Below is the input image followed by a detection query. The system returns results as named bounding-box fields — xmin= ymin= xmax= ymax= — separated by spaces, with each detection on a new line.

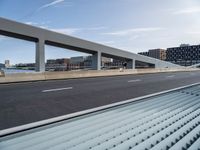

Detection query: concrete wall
xmin=0 ymin=68 xmax=199 ymax=84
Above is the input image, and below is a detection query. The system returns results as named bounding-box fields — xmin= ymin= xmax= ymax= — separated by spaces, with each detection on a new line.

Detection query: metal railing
xmin=1 ymin=82 xmax=200 ymax=150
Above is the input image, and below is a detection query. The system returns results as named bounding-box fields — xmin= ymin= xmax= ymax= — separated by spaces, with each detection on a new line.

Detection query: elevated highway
xmin=0 ymin=17 xmax=180 ymax=72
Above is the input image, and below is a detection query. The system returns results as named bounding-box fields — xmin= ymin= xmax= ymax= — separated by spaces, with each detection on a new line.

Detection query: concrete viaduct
xmin=0 ymin=17 xmax=179 ymax=72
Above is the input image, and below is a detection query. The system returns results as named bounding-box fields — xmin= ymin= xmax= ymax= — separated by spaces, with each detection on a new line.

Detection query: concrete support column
xmin=132 ymin=59 xmax=135 ymax=69
xmin=155 ymin=61 xmax=160 ymax=68
xmin=127 ymin=59 xmax=135 ymax=69
xmin=92 ymin=51 xmax=101 ymax=70
xmin=35 ymin=39 xmax=45 ymax=72
xmin=155 ymin=64 xmax=160 ymax=69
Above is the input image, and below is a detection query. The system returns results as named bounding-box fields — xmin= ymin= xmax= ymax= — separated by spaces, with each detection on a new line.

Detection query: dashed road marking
xmin=42 ymin=87 xmax=73 ymax=93
xmin=128 ymin=79 xmax=141 ymax=83
xmin=166 ymin=75 xmax=175 ymax=78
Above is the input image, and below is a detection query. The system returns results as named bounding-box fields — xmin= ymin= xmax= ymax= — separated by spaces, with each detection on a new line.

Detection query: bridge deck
xmin=1 ymin=83 xmax=200 ymax=150
xmin=0 ymin=17 xmax=179 ymax=72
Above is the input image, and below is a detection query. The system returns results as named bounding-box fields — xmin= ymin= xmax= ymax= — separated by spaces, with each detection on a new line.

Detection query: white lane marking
xmin=128 ymin=79 xmax=141 ymax=83
xmin=166 ymin=75 xmax=175 ymax=78
xmin=42 ymin=87 xmax=73 ymax=93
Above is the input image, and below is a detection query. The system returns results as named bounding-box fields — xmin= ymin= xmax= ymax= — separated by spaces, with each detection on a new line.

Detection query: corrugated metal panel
xmin=1 ymin=84 xmax=200 ymax=150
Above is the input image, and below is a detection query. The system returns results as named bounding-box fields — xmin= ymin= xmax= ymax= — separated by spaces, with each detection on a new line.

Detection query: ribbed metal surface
xmin=1 ymin=85 xmax=200 ymax=150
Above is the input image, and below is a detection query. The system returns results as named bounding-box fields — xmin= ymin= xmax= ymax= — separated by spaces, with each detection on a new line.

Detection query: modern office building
xmin=70 ymin=56 xmax=92 ymax=64
xmin=138 ymin=51 xmax=149 ymax=57
xmin=149 ymin=49 xmax=166 ymax=60
xmin=46 ymin=56 xmax=93 ymax=71
xmin=47 ymin=58 xmax=70 ymax=65
xmin=101 ymin=57 xmax=112 ymax=64
xmin=0 ymin=63 xmax=5 ymax=69
xmin=70 ymin=56 xmax=93 ymax=67
xmin=70 ymin=56 xmax=85 ymax=64
xmin=5 ymin=60 xmax=10 ymax=68
xmin=138 ymin=49 xmax=166 ymax=60
xmin=15 ymin=63 xmax=35 ymax=70
xmin=101 ymin=57 xmax=112 ymax=68
xmin=46 ymin=59 xmax=57 ymax=65
xmin=55 ymin=58 xmax=69 ymax=65
xmin=166 ymin=44 xmax=200 ymax=66
xmin=46 ymin=58 xmax=70 ymax=71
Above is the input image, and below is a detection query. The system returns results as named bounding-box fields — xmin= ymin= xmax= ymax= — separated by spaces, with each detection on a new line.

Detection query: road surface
xmin=1 ymin=71 xmax=200 ymax=130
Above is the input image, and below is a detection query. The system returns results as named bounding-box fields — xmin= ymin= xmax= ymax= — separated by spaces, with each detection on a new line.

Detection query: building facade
xmin=47 ymin=58 xmax=70 ymax=65
xmin=138 ymin=49 xmax=166 ymax=60
xmin=70 ymin=56 xmax=93 ymax=67
xmin=138 ymin=51 xmax=149 ymax=57
xmin=46 ymin=56 xmax=93 ymax=71
xmin=15 ymin=63 xmax=35 ymax=70
xmin=166 ymin=44 xmax=200 ymax=66
xmin=149 ymin=49 xmax=166 ymax=60
xmin=5 ymin=60 xmax=10 ymax=68
xmin=0 ymin=63 xmax=5 ymax=69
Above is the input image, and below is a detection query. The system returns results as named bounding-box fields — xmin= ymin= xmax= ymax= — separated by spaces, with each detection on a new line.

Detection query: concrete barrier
xmin=0 ymin=72 xmax=45 ymax=83
xmin=0 ymin=68 xmax=199 ymax=84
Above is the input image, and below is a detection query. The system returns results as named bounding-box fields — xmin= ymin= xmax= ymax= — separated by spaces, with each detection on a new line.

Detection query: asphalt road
xmin=1 ymin=71 xmax=200 ymax=130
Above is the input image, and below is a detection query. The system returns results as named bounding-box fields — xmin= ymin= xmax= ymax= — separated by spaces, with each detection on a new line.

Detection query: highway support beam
xmin=92 ymin=51 xmax=101 ymax=70
xmin=132 ymin=59 xmax=135 ymax=69
xmin=36 ymin=39 xmax=45 ymax=72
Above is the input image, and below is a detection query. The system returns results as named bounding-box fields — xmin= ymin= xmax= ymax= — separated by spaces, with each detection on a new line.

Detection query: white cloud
xmin=54 ymin=2 xmax=73 ymax=7
xmin=102 ymin=27 xmax=164 ymax=36
xmin=129 ymin=35 xmax=140 ymax=40
xmin=85 ymin=26 xmax=107 ymax=31
xmin=25 ymin=22 xmax=38 ymax=26
xmin=187 ymin=31 xmax=200 ymax=35
xmin=96 ymin=41 xmax=115 ymax=45
xmin=39 ymin=0 xmax=65 ymax=10
xmin=101 ymin=41 xmax=115 ymax=44
xmin=23 ymin=21 xmax=107 ymax=36
xmin=173 ymin=7 xmax=200 ymax=14
xmin=24 ymin=22 xmax=49 ymax=29
xmin=38 ymin=26 xmax=49 ymax=29
xmin=0 ymin=35 xmax=9 ymax=41
xmin=51 ymin=28 xmax=81 ymax=35
xmin=50 ymin=26 xmax=108 ymax=35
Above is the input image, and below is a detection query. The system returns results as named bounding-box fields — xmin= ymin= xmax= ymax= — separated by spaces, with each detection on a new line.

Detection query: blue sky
xmin=1 ymin=0 xmax=200 ymax=64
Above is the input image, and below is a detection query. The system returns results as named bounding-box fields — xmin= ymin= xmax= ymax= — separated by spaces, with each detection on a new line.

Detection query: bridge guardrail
xmin=0 ymin=68 xmax=199 ymax=83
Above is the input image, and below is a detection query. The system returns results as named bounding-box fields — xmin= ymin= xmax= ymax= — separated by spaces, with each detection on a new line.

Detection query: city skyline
xmin=1 ymin=0 xmax=200 ymax=64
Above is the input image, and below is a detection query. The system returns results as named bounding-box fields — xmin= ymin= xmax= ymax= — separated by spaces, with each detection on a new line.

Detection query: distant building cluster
xmin=15 ymin=63 xmax=35 ymax=70
xmin=0 ymin=60 xmax=9 ymax=69
xmin=3 ymin=43 xmax=200 ymax=71
xmin=46 ymin=56 xmax=115 ymax=71
xmin=138 ymin=49 xmax=166 ymax=61
xmin=0 ymin=63 xmax=5 ymax=69
xmin=2 ymin=56 xmax=127 ymax=71
xmin=46 ymin=56 xmax=93 ymax=71
xmin=102 ymin=58 xmax=128 ymax=69
xmin=138 ymin=44 xmax=200 ymax=66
